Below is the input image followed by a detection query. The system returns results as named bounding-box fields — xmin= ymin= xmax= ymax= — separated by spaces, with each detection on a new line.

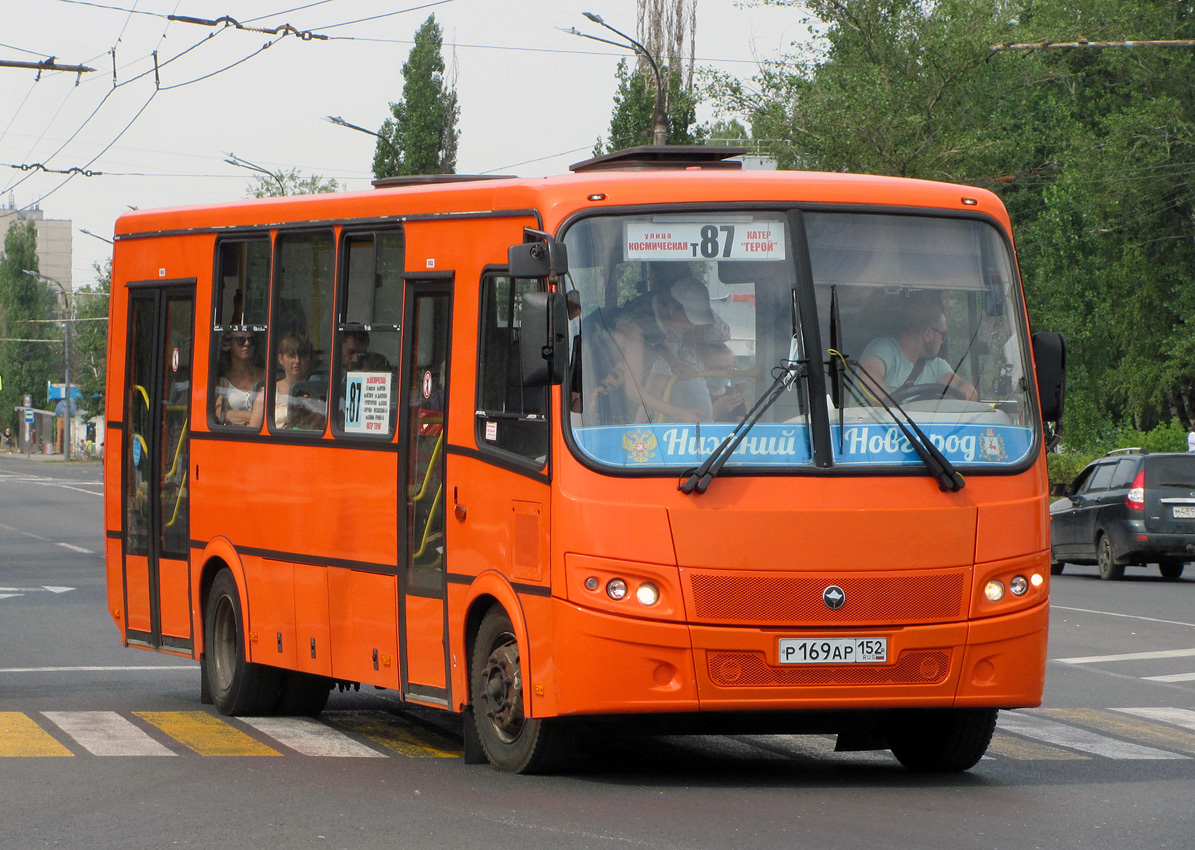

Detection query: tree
xmin=373 ymin=15 xmax=460 ymax=178
xmin=0 ymin=221 xmax=55 ymax=431
xmin=711 ymin=0 xmax=1195 ymax=452
xmin=600 ymin=58 xmax=705 ymax=151
xmin=71 ymin=259 xmax=111 ymax=416
xmin=245 ymin=169 xmax=340 ymax=198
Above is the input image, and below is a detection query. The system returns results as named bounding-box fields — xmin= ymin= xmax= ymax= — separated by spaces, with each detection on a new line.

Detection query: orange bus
xmin=104 ymin=146 xmax=1065 ymax=773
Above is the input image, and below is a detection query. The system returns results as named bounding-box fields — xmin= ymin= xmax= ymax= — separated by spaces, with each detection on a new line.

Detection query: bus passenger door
xmin=122 ymin=283 xmax=195 ymax=653
xmin=399 ymin=282 xmax=452 ymax=705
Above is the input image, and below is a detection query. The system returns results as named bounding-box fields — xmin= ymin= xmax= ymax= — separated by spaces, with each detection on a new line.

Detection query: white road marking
xmin=1143 ymin=672 xmax=1195 ymax=683
xmin=55 ymin=543 xmax=94 ymax=554
xmin=1052 ymin=604 xmax=1195 ymax=630
xmin=42 ymin=711 xmax=176 ymax=756
xmin=0 ymin=665 xmax=195 ymax=673
xmin=1114 ymin=707 xmax=1195 ymax=730
xmin=999 ymin=711 xmax=1188 ymax=759
xmin=0 ymin=586 xmax=74 ymax=594
xmin=238 ymin=716 xmax=386 ymax=758
xmin=1054 ymin=647 xmax=1195 ymax=665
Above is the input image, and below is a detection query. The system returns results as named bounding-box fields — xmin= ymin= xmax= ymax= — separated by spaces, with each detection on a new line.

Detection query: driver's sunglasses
xmin=230 ymin=335 xmax=254 ymax=346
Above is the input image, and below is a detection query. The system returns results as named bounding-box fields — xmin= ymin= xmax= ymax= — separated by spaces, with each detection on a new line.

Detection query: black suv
xmin=1050 ymin=449 xmax=1195 ymax=580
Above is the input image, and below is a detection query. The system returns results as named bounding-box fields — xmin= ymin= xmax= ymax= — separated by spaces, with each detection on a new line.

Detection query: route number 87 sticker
xmin=624 ymin=220 xmax=787 ymax=261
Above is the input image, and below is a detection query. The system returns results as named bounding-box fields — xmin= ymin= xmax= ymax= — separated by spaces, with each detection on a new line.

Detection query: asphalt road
xmin=2 ymin=454 xmax=1194 ymax=850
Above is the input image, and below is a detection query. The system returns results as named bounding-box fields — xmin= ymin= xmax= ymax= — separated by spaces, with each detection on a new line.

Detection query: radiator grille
xmin=707 ymin=650 xmax=952 ymax=687
xmin=688 ymin=572 xmax=966 ymax=625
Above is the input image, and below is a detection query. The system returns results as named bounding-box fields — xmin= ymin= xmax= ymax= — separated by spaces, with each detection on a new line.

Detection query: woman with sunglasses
xmin=214 ymin=330 xmax=265 ymax=427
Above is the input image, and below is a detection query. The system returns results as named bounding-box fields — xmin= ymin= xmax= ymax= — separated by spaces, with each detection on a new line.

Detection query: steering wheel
xmin=889 ymin=382 xmax=969 ymax=403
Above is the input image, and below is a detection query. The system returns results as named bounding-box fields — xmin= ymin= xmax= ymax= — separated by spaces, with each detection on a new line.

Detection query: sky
xmin=2 ymin=0 xmax=809 ymax=291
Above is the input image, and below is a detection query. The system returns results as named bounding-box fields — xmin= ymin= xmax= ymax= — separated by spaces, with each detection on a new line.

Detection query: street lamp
xmin=324 ymin=115 xmax=402 ymax=162
xmin=224 ymin=152 xmax=286 ymax=195
xmin=565 ymin=12 xmax=668 ymax=146
xmin=23 ymin=270 xmax=73 ymax=461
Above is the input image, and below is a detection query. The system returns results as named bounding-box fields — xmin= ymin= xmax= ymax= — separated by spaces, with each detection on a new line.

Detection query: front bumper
xmin=544 ymin=598 xmax=1048 ymax=717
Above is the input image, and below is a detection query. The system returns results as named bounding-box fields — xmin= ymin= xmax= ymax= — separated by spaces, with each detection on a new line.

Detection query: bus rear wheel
xmin=886 ymin=708 xmax=997 ymax=772
xmin=204 ymin=569 xmax=281 ymax=716
xmin=470 ymin=608 xmax=567 ymax=773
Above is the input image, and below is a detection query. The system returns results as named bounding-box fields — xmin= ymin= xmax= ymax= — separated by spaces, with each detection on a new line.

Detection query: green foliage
xmin=0 ymin=222 xmax=55 ymax=430
xmin=71 ymin=260 xmax=111 ymax=415
xmin=713 ymin=0 xmax=1195 ymax=458
xmin=245 ymin=169 xmax=340 ymax=198
xmin=373 ymin=15 xmax=459 ymax=177
xmin=600 ymin=58 xmax=705 ymax=151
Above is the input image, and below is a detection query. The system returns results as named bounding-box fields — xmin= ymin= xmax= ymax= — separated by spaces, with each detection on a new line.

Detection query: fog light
xmin=636 ymin=583 xmax=660 ymax=607
xmin=984 ymin=581 xmax=1006 ymax=602
xmin=585 ymin=576 xmax=599 ymax=591
xmin=1030 ymin=573 xmax=1044 ymax=588
xmin=606 ymin=578 xmax=628 ymax=600
xmin=1010 ymin=575 xmax=1029 ymax=596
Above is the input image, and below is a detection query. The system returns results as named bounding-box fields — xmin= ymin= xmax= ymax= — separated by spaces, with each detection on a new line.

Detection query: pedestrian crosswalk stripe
xmin=0 ymin=711 xmax=72 ymax=757
xmin=1143 ymin=672 xmax=1195 ymax=683
xmin=1043 ymin=708 xmax=1195 ymax=756
xmin=999 ymin=711 xmax=1188 ymax=760
xmin=326 ymin=711 xmax=461 ymax=758
xmin=1113 ymin=706 xmax=1195 ymax=732
xmin=987 ymin=730 xmax=1089 ymax=760
xmin=42 ymin=711 xmax=175 ymax=757
xmin=135 ymin=711 xmax=281 ymax=757
xmin=238 ymin=716 xmax=386 ymax=757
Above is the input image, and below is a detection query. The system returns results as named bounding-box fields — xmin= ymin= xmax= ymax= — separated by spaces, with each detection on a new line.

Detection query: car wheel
xmin=470 ymin=607 xmax=571 ymax=773
xmin=204 ymin=569 xmax=282 ymax=715
xmin=1097 ymin=535 xmax=1125 ymax=581
xmin=887 ymin=708 xmax=997 ymax=772
xmin=1050 ymin=557 xmax=1065 ymax=576
xmin=1159 ymin=560 xmax=1186 ymax=580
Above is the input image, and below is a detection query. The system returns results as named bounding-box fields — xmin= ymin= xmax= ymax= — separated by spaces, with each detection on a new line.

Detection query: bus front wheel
xmin=469 ymin=607 xmax=567 ymax=773
xmin=886 ymin=708 xmax=997 ymax=772
xmin=203 ymin=569 xmax=281 ymax=716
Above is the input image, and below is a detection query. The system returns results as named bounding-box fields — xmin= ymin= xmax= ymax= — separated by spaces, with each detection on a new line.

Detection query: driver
xmin=859 ymin=297 xmax=978 ymax=401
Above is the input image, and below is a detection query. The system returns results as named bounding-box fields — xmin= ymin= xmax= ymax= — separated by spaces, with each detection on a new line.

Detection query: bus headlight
xmin=984 ymin=581 xmax=1006 ymax=602
xmin=606 ymin=578 xmax=628 ymax=600
xmin=636 ymin=583 xmax=660 ymax=607
xmin=1009 ymin=575 xmax=1029 ymax=596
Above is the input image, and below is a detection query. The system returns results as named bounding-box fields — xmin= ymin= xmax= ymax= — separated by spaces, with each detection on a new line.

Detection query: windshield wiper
xmin=679 ymin=357 xmax=807 ymax=495
xmin=830 ymin=352 xmax=965 ymax=493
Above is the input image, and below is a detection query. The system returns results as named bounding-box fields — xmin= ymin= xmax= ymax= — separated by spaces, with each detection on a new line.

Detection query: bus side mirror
xmin=520 ymin=291 xmax=568 ymax=386
xmin=509 ymin=241 xmax=569 ymax=279
xmin=1033 ymin=332 xmax=1066 ymax=423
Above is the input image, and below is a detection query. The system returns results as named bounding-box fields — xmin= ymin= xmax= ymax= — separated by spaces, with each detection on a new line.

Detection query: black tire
xmin=1050 ymin=558 xmax=1065 ymax=576
xmin=1097 ymin=535 xmax=1125 ymax=581
xmin=887 ymin=708 xmax=997 ymax=772
xmin=1159 ymin=560 xmax=1186 ymax=580
xmin=275 ymin=671 xmax=332 ymax=716
xmin=470 ymin=607 xmax=568 ymax=773
xmin=203 ymin=569 xmax=281 ymax=715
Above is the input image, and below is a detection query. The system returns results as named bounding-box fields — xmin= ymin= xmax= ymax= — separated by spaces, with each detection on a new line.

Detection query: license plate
xmin=778 ymin=637 xmax=888 ymax=665
xmin=1173 ymin=506 xmax=1195 ymax=519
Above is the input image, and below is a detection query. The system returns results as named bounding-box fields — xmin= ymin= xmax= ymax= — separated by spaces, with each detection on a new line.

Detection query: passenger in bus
xmin=274 ymin=331 xmax=313 ymax=428
xmin=620 ymin=278 xmax=730 ymax=422
xmin=285 ymin=380 xmax=327 ymax=431
xmin=340 ymin=329 xmax=391 ymax=373
xmin=703 ymin=343 xmax=747 ymax=421
xmin=214 ymin=331 xmax=265 ymax=427
xmin=858 ymin=297 xmax=978 ymax=401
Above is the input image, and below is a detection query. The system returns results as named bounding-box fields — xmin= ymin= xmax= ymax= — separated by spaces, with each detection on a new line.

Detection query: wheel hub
xmin=482 ymin=639 xmax=524 ymax=742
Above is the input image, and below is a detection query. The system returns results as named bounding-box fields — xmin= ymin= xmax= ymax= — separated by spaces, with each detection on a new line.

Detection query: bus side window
xmin=270 ymin=230 xmax=335 ymax=433
xmin=476 ymin=274 xmax=549 ymax=462
xmin=333 ymin=229 xmax=402 ymax=438
xmin=210 ymin=238 xmax=270 ymax=429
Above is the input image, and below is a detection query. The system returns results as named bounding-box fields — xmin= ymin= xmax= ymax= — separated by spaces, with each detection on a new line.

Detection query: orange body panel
xmin=103 ymin=166 xmax=1050 ymax=727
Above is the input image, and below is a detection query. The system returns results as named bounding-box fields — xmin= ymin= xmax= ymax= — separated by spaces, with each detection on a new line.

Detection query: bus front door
xmin=121 ymin=283 xmax=195 ymax=653
xmin=399 ymin=283 xmax=452 ymax=705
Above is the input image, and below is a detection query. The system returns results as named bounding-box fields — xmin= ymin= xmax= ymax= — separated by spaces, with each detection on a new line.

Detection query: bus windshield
xmin=563 ymin=209 xmax=1036 ymax=473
